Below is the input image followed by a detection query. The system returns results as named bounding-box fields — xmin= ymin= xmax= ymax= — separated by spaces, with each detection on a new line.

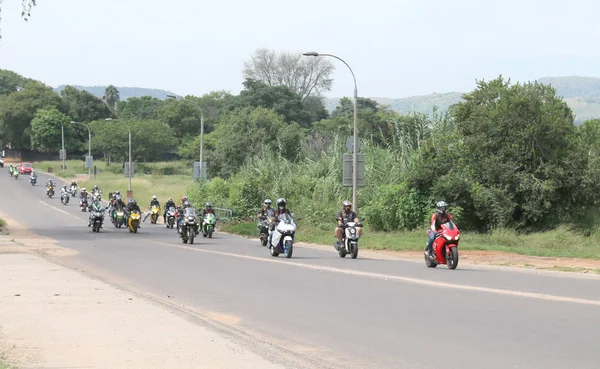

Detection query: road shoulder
xmin=0 ymin=232 xmax=284 ymax=368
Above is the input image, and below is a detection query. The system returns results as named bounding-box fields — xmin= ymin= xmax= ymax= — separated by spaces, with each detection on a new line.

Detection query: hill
xmin=54 ymin=85 xmax=176 ymax=100
xmin=326 ymin=76 xmax=600 ymax=124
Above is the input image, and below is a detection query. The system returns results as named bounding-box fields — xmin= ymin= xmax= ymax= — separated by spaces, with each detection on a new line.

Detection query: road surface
xmin=1 ymin=170 xmax=599 ymax=369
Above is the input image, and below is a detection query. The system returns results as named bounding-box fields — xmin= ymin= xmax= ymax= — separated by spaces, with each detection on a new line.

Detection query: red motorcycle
xmin=425 ymin=221 xmax=460 ymax=269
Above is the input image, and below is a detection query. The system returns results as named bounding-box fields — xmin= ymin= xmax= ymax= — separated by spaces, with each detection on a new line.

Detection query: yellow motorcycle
xmin=127 ymin=210 xmax=141 ymax=233
xmin=149 ymin=205 xmax=160 ymax=224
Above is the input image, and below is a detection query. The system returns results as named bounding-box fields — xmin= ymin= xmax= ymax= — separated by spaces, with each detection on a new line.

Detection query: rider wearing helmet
xmin=334 ymin=200 xmax=362 ymax=250
xmin=200 ymin=202 xmax=216 ymax=236
xmin=163 ymin=197 xmax=176 ymax=223
xmin=124 ymin=199 xmax=142 ymax=227
xmin=258 ymin=199 xmax=274 ymax=219
xmin=201 ymin=202 xmax=214 ymax=217
xmin=143 ymin=195 xmax=161 ymax=222
xmin=268 ymin=198 xmax=292 ymax=245
xmin=425 ymin=201 xmax=454 ymax=258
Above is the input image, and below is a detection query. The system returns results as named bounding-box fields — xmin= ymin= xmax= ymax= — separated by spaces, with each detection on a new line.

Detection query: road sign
xmin=342 ymin=153 xmax=365 ymax=187
xmin=124 ymin=162 xmax=135 ymax=177
xmin=346 ymin=135 xmax=361 ymax=153
xmin=85 ymin=155 xmax=93 ymax=168
xmin=59 ymin=149 xmax=66 ymax=160
xmin=193 ymin=161 xmax=207 ymax=181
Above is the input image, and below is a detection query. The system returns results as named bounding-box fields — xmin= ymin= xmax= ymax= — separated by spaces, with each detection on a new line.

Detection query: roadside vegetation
xmin=3 ymin=48 xmax=600 ymax=260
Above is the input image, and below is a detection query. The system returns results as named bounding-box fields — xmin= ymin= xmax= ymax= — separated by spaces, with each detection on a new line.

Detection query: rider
xmin=60 ymin=185 xmax=69 ymax=200
xmin=176 ymin=199 xmax=194 ymax=232
xmin=425 ymin=201 xmax=454 ymax=258
xmin=258 ymin=199 xmax=273 ymax=219
xmin=257 ymin=199 xmax=273 ymax=234
xmin=269 ymin=198 xmax=292 ymax=245
xmin=79 ymin=187 xmax=89 ymax=204
xmin=70 ymin=180 xmax=77 ymax=190
xmin=30 ymin=169 xmax=38 ymax=181
xmin=200 ymin=202 xmax=215 ymax=235
xmin=124 ymin=199 xmax=142 ymax=227
xmin=163 ymin=197 xmax=176 ymax=223
xmin=88 ymin=195 xmax=104 ymax=227
xmin=45 ymin=178 xmax=54 ymax=188
xmin=334 ymin=200 xmax=363 ymax=250
xmin=143 ymin=196 xmax=161 ymax=222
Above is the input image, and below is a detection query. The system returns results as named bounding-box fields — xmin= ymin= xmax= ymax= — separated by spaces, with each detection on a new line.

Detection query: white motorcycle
xmin=268 ymin=213 xmax=300 ymax=258
xmin=337 ymin=222 xmax=362 ymax=259
xmin=70 ymin=184 xmax=78 ymax=197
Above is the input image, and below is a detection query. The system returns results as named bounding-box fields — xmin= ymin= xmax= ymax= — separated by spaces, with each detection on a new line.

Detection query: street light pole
xmin=61 ymin=123 xmax=65 ymax=171
xmin=167 ymin=95 xmax=204 ymax=182
xmin=303 ymin=52 xmax=359 ymax=212
xmin=105 ymin=118 xmax=132 ymax=192
xmin=70 ymin=121 xmax=91 ymax=180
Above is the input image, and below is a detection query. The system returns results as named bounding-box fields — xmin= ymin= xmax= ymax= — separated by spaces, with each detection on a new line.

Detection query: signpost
xmin=193 ymin=161 xmax=207 ymax=182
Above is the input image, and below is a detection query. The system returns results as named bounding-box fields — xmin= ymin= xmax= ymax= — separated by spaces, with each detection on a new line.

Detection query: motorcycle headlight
xmin=350 ymin=228 xmax=356 ymax=234
xmin=188 ymin=216 xmax=195 ymax=221
xmin=456 ymin=234 xmax=460 ymax=240
xmin=445 ymin=234 xmax=452 ymax=241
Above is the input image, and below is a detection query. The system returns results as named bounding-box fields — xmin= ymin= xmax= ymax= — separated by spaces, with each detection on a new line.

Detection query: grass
xmin=221 ymin=222 xmax=600 ymax=260
xmin=32 ymin=160 xmax=193 ymax=205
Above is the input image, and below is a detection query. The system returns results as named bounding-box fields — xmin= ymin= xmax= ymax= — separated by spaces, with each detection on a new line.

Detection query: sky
xmin=1 ymin=0 xmax=600 ymax=99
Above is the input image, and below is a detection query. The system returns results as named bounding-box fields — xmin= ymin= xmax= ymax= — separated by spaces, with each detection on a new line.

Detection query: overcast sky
xmin=1 ymin=0 xmax=599 ymax=99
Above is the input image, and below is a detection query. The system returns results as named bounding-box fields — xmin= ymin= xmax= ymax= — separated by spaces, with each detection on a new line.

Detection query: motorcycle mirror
xmin=296 ymin=217 xmax=302 ymax=221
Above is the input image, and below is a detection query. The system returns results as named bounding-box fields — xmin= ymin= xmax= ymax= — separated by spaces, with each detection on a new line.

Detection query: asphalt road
xmin=1 ymin=170 xmax=599 ymax=369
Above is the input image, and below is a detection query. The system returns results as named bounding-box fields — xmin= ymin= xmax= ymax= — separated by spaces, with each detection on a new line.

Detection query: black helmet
xmin=276 ymin=198 xmax=286 ymax=209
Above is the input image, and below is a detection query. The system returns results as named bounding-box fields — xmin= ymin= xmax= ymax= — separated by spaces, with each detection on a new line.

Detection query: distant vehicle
xmin=0 ymin=157 xmax=4 ymax=168
xmin=18 ymin=162 xmax=33 ymax=174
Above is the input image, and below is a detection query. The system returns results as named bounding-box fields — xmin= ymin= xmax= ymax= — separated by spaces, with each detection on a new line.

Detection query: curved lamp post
xmin=303 ymin=51 xmax=359 ymax=211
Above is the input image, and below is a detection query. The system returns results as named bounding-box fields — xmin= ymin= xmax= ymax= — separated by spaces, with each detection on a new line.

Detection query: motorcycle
xmin=268 ymin=213 xmax=299 ymax=258
xmin=425 ymin=220 xmax=460 ymax=270
xmin=202 ymin=213 xmax=216 ymax=238
xmin=80 ymin=197 xmax=88 ymax=211
xmin=13 ymin=171 xmax=19 ymax=179
xmin=113 ymin=207 xmax=126 ymax=228
xmin=0 ymin=158 xmax=3 ymax=167
xmin=180 ymin=207 xmax=199 ymax=244
xmin=8 ymin=167 xmax=13 ymax=177
xmin=70 ymin=185 xmax=78 ymax=197
xmin=30 ymin=176 xmax=37 ymax=186
xmin=337 ymin=222 xmax=362 ymax=259
xmin=46 ymin=185 xmax=55 ymax=198
xmin=90 ymin=202 xmax=105 ymax=233
xmin=61 ymin=192 xmax=70 ymax=205
xmin=127 ymin=210 xmax=141 ymax=233
xmin=149 ymin=205 xmax=160 ymax=224
xmin=257 ymin=217 xmax=270 ymax=246
xmin=92 ymin=190 xmax=101 ymax=202
xmin=165 ymin=206 xmax=176 ymax=229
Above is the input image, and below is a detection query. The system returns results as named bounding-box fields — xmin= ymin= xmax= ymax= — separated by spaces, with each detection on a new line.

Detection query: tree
xmin=0 ymin=80 xmax=65 ymax=148
xmin=0 ymin=0 xmax=36 ymax=40
xmin=88 ymin=118 xmax=177 ymax=162
xmin=60 ymin=85 xmax=112 ymax=122
xmin=0 ymin=69 xmax=30 ymax=95
xmin=116 ymin=96 xmax=164 ymax=120
xmin=229 ymin=79 xmax=318 ymax=128
xmin=208 ymin=107 xmax=301 ymax=175
xmin=243 ymin=48 xmax=334 ymax=100
xmin=30 ymin=108 xmax=77 ymax=153
xmin=410 ymin=76 xmax=586 ymax=230
xmin=102 ymin=85 xmax=120 ymax=112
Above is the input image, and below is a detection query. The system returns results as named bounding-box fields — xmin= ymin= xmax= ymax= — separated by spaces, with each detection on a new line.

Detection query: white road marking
xmin=148 ymin=240 xmax=600 ymax=307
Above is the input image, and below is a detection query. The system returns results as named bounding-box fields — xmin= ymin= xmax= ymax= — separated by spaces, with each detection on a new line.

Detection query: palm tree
xmin=103 ymin=85 xmax=120 ymax=111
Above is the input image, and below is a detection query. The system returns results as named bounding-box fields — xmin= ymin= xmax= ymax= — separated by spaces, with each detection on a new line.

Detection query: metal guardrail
xmin=213 ymin=207 xmax=233 ymax=221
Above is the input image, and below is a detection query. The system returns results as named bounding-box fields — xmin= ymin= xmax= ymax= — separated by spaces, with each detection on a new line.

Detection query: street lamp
xmin=303 ymin=51 xmax=359 ymax=211
xmin=60 ymin=122 xmax=65 ymax=171
xmin=167 ymin=94 xmax=205 ymax=182
xmin=105 ymin=118 xmax=132 ymax=192
xmin=70 ymin=121 xmax=91 ymax=180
